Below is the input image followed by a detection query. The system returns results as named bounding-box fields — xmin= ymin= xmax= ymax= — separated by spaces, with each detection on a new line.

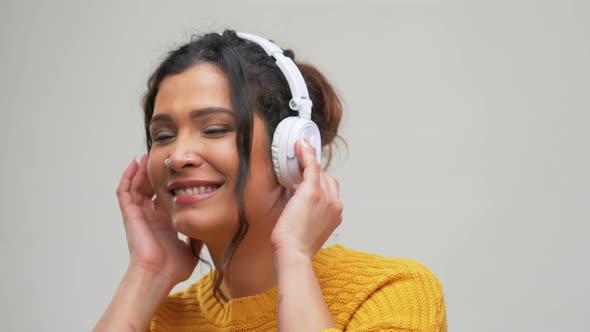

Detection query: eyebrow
xmin=149 ymin=107 xmax=234 ymax=126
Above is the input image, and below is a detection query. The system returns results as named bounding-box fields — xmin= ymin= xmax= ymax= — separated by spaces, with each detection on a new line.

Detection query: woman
xmin=94 ymin=30 xmax=447 ymax=332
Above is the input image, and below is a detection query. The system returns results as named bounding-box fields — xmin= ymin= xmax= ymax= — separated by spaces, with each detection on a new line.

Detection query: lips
xmin=168 ymin=179 xmax=223 ymax=190
xmin=167 ymin=180 xmax=223 ymax=203
xmin=172 ymin=185 xmax=220 ymax=196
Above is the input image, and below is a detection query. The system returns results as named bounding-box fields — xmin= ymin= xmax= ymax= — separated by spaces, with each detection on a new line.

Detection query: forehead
xmin=154 ymin=62 xmax=233 ymax=115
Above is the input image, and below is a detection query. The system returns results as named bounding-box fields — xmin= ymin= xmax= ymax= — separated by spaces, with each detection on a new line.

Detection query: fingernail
xmin=300 ymin=137 xmax=310 ymax=148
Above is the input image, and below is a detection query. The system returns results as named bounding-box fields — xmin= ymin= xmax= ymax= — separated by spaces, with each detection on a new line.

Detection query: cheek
xmin=146 ymin=154 xmax=162 ymax=195
xmin=248 ymin=121 xmax=279 ymax=190
xmin=210 ymin=141 xmax=239 ymax=182
xmin=243 ymin=137 xmax=282 ymax=211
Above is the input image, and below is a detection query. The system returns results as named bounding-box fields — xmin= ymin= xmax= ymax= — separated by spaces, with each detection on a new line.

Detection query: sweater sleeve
xmin=323 ymin=261 xmax=447 ymax=332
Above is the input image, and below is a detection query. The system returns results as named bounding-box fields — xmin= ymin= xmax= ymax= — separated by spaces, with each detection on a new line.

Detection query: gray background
xmin=1 ymin=0 xmax=588 ymax=331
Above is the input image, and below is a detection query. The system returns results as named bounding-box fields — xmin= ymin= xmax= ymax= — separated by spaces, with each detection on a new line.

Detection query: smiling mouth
xmin=170 ymin=184 xmax=222 ymax=197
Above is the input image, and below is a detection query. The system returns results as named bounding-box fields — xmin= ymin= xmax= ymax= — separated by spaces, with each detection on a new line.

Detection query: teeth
xmin=174 ymin=185 xmax=218 ymax=196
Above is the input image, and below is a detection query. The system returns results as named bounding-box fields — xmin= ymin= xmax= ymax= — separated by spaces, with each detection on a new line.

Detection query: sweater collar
xmin=196 ymin=244 xmax=346 ymax=327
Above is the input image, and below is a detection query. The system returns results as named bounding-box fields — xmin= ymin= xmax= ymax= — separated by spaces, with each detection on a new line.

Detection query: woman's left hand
xmin=270 ymin=136 xmax=343 ymax=260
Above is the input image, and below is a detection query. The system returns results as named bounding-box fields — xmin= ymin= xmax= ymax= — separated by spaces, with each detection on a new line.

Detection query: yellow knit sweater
xmin=150 ymin=244 xmax=447 ymax=332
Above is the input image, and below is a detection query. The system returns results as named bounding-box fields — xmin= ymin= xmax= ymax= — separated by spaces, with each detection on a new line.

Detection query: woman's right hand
xmin=116 ymin=154 xmax=201 ymax=287
xmin=94 ymin=154 xmax=199 ymax=331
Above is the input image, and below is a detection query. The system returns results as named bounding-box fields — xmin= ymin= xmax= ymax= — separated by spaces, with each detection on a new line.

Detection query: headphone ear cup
xmin=271 ymin=117 xmax=321 ymax=189
xmin=271 ymin=117 xmax=297 ymax=188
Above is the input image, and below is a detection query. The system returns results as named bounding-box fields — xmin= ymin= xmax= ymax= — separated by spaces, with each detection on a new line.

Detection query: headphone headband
xmin=236 ymin=32 xmax=313 ymax=120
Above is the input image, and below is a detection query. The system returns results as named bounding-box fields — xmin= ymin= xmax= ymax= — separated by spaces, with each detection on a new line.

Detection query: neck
xmin=224 ymin=229 xmax=277 ymax=299
xmin=205 ymin=206 xmax=283 ymax=300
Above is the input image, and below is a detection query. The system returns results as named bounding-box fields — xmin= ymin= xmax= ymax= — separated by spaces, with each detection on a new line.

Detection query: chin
xmin=171 ymin=210 xmax=236 ymax=240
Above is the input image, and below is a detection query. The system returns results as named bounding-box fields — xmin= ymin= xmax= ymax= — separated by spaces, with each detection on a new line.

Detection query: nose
xmin=164 ymin=129 xmax=207 ymax=172
xmin=167 ymin=150 xmax=204 ymax=172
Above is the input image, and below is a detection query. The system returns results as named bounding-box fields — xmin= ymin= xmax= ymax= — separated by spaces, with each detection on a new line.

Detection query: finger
xmin=116 ymin=158 xmax=139 ymax=211
xmin=318 ymin=170 xmax=330 ymax=192
xmin=296 ymin=137 xmax=321 ymax=186
xmin=137 ymin=154 xmax=157 ymax=197
xmin=151 ymin=194 xmax=160 ymax=210
xmin=323 ymin=174 xmax=343 ymax=224
xmin=130 ymin=154 xmax=155 ymax=198
xmin=326 ymin=175 xmax=340 ymax=199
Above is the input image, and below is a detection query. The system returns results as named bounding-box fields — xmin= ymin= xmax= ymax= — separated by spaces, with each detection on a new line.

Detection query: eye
xmin=152 ymin=131 xmax=175 ymax=143
xmin=202 ymin=126 xmax=232 ymax=137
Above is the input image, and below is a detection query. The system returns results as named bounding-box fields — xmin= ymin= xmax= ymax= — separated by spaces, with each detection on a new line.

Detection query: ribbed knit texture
xmin=150 ymin=244 xmax=447 ymax=332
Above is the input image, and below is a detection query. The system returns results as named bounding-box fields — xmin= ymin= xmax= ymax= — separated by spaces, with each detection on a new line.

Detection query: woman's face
xmin=147 ymin=62 xmax=282 ymax=241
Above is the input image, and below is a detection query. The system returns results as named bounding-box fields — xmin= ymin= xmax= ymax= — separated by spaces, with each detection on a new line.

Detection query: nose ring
xmin=164 ymin=155 xmax=192 ymax=169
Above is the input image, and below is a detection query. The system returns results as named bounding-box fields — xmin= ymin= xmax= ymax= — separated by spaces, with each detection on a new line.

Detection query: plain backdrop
xmin=1 ymin=0 xmax=588 ymax=331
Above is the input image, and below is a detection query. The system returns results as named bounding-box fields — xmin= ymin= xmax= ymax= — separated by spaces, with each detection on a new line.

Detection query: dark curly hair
xmin=142 ymin=29 xmax=343 ymax=301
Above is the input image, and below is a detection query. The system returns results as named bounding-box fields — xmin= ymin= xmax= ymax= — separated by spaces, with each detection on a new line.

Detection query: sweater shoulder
xmin=316 ymin=245 xmax=445 ymax=329
xmin=317 ymin=244 xmax=442 ymax=284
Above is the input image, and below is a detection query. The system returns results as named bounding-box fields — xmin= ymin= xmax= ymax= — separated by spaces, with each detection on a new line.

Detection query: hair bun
xmin=283 ymin=49 xmax=296 ymax=60
xmin=296 ymin=63 xmax=343 ymax=169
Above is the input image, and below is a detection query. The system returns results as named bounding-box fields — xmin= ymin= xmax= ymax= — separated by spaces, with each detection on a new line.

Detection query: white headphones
xmin=237 ymin=32 xmax=321 ymax=190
